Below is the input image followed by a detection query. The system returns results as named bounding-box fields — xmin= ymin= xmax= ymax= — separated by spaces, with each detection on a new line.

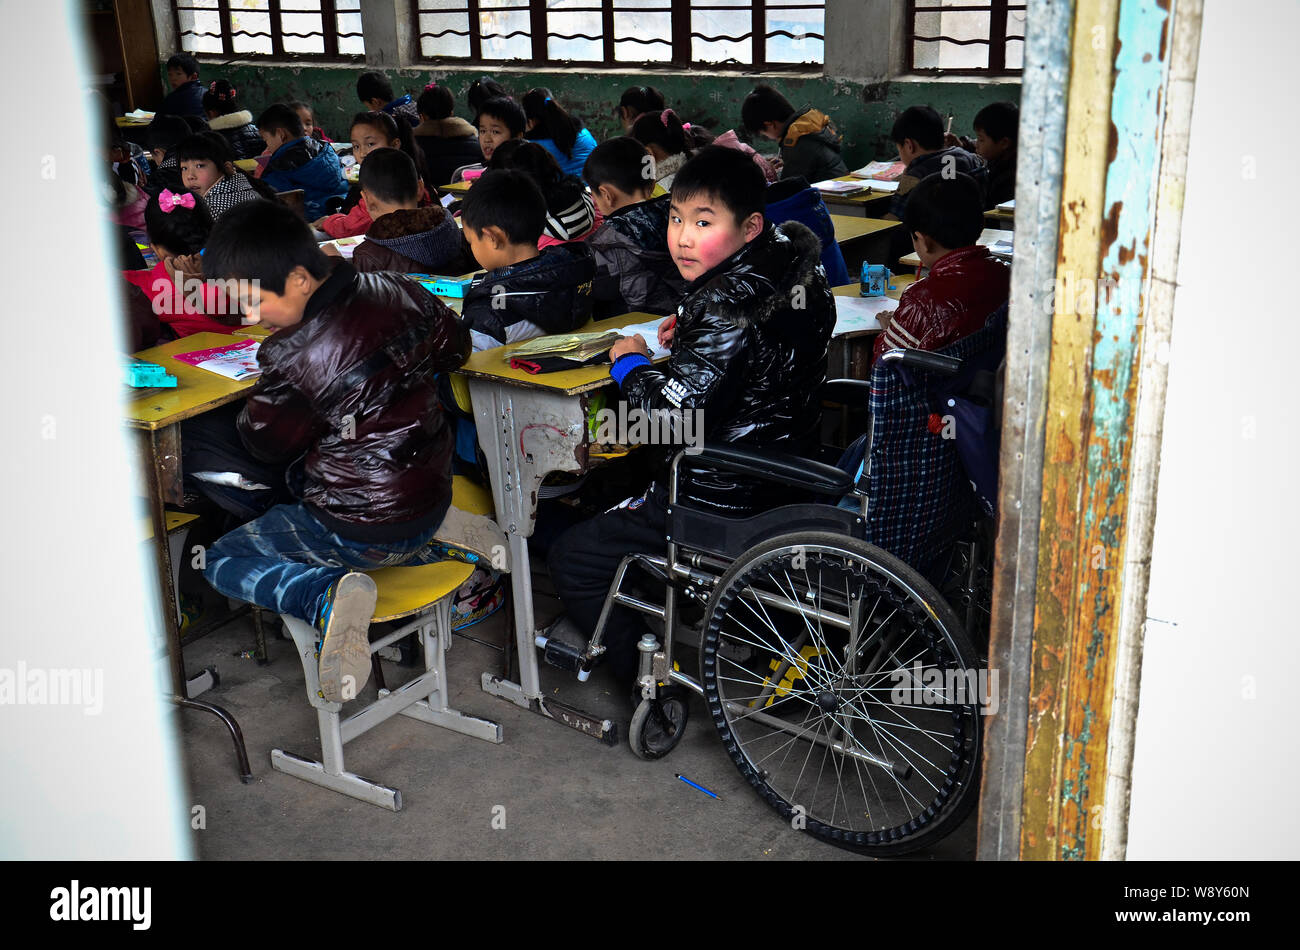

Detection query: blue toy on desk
xmin=860 ymin=263 xmax=896 ymax=297
xmin=126 ymin=358 xmax=177 ymax=389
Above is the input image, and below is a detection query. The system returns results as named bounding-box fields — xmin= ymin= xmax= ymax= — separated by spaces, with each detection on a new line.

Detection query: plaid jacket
xmin=865 ymin=307 xmax=1007 ymax=573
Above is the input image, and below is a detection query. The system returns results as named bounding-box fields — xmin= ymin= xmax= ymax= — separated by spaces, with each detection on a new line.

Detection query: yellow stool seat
xmin=450 ymin=474 xmax=494 ymax=517
xmin=369 ymin=559 xmax=475 ymax=623
xmin=140 ymin=510 xmax=200 ymax=543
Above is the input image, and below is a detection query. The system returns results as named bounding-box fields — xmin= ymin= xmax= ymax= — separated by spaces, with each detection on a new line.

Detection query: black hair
xmin=617 ymin=85 xmax=664 ymax=118
xmin=359 ymin=147 xmax=420 ymax=205
xmin=202 ymin=79 xmax=242 ymax=117
xmin=902 ymin=172 xmax=984 ymax=250
xmin=890 ymin=105 xmax=945 ymax=150
xmin=204 ymin=199 xmax=331 ymax=295
xmin=520 ymin=88 xmax=583 ymax=158
xmin=176 ymin=131 xmax=234 ymax=168
xmin=584 ymin=137 xmax=654 ymax=195
xmin=350 ymin=110 xmax=425 ymax=181
xmin=474 ymin=96 xmax=526 ymax=137
xmin=487 ymin=140 xmax=562 ymax=193
xmin=144 ymin=190 xmax=215 ymax=255
xmin=166 ymin=53 xmax=199 ymax=78
xmin=147 ymin=115 xmax=191 ymax=153
xmin=460 ymin=169 xmax=547 ymax=246
xmin=466 ymin=77 xmax=509 ymax=114
xmin=740 ymin=84 xmax=795 ymax=134
xmin=356 ymin=70 xmax=395 ymax=105
xmin=631 ymin=109 xmax=690 ymax=158
xmin=257 ymin=103 xmax=304 ymax=139
xmin=973 ymin=101 xmax=1019 ymax=144
xmin=181 ymin=114 xmax=210 ymax=133
xmin=670 ymin=145 xmax=766 ymax=225
xmin=417 ymin=84 xmax=455 ymax=121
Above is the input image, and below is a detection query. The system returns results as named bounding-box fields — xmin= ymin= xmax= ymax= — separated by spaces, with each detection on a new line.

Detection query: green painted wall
xmin=189 ymin=64 xmax=1019 ymax=169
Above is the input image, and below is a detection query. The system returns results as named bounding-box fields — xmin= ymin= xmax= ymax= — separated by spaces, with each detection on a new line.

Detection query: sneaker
xmin=315 ymin=572 xmax=378 ymax=703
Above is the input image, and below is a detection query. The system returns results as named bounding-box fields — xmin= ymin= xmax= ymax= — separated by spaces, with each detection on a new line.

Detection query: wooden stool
xmin=271 ymin=558 xmax=503 ymax=810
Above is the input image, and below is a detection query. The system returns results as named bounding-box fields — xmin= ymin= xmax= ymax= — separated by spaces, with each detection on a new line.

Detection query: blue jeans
xmin=203 ymin=502 xmax=453 ymax=623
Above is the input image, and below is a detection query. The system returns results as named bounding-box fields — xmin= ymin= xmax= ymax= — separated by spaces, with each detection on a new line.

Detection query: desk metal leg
xmin=466 ymin=379 xmax=617 ymax=745
xmin=142 ymin=426 xmax=253 ymax=782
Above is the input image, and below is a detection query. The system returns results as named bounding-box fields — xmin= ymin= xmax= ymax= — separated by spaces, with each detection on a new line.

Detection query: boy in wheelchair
xmin=547 ymin=145 xmax=836 ymax=695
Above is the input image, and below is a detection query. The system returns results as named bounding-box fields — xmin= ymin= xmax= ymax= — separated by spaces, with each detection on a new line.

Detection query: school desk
xmin=456 ymin=313 xmax=668 ymax=744
xmin=830 ymin=276 xmax=917 ymax=378
xmin=439 ymin=180 xmax=471 ymax=196
xmin=126 ymin=331 xmax=264 ymax=782
xmin=818 ymin=178 xmax=898 ymax=217
xmin=234 ymin=158 xmax=259 ymax=173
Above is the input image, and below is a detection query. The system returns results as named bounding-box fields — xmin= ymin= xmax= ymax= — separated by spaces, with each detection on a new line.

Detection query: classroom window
xmin=411 ymin=0 xmax=824 ymax=68
xmin=906 ymin=0 xmax=1026 ymax=75
xmin=172 ymin=0 xmax=365 ymax=60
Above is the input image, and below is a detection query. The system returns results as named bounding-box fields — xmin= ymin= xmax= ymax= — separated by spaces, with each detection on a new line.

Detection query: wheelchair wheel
xmin=628 ymin=686 xmax=691 ymax=760
xmin=699 ymin=531 xmax=983 ymax=856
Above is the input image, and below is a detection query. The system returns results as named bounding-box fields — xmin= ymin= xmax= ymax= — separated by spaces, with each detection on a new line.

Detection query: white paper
xmin=124 ymin=108 xmax=155 ymax=120
xmin=863 ymin=179 xmax=899 ymax=193
xmin=996 ymin=198 xmax=1015 ymax=211
xmin=613 ymin=319 xmax=671 ymax=360
xmin=832 ymin=295 xmax=896 ymax=337
xmin=440 ymin=192 xmax=456 ymax=208
xmin=814 ymin=179 xmax=869 ymax=194
xmin=319 ymin=235 xmax=366 ymax=259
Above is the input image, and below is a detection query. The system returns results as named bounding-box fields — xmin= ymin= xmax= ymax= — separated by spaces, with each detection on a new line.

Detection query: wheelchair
xmin=538 ymin=307 xmax=1007 ymax=857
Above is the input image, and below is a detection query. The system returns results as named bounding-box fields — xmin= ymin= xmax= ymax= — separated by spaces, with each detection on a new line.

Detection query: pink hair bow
xmin=424 ymin=81 xmax=438 ymax=90
xmin=159 ymin=189 xmax=196 ymax=212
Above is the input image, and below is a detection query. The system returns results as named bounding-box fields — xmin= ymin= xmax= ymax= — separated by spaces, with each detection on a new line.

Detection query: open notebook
xmin=507 ymin=319 xmax=670 ymax=365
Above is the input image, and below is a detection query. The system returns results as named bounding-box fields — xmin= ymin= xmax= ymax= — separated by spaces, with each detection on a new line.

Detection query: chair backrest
xmin=276 ymin=188 xmax=306 ymax=219
xmin=863 ymin=305 xmax=1008 ymax=574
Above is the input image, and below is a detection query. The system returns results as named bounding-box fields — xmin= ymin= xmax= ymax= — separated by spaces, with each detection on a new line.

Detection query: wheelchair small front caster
xmin=628 ymin=685 xmax=690 ymax=760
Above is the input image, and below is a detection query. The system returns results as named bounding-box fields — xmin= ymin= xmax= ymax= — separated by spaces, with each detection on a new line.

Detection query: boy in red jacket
xmin=874 ymin=172 xmax=1010 ymax=362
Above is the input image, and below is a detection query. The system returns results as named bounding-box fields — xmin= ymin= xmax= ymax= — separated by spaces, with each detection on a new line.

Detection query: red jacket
xmin=122 ymin=261 xmax=235 ymax=338
xmin=873 ymin=245 xmax=1010 ymax=362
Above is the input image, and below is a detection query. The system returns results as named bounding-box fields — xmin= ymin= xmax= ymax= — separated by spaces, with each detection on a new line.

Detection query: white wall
xmin=1127 ymin=0 xmax=1300 ymax=859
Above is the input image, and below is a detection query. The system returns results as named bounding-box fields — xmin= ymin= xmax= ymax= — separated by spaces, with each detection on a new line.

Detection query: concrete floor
xmin=177 ymin=585 xmax=978 ymax=861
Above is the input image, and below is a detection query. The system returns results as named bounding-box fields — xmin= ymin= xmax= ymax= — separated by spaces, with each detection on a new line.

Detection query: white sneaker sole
xmin=318 ymin=572 xmax=378 ymax=703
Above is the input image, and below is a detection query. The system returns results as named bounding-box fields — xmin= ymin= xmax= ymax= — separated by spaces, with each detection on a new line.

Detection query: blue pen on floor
xmin=676 ymin=774 xmax=720 ymax=800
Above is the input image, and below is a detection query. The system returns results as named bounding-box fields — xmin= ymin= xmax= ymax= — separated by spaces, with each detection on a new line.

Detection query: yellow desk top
xmin=440 ymin=181 xmax=471 ymax=195
xmin=832 ymin=275 xmax=916 ymax=300
xmin=456 ymin=312 xmax=663 ymax=396
xmin=234 ymin=158 xmax=260 ymax=173
xmin=116 ymin=115 xmax=154 ymax=128
xmin=126 ymin=332 xmax=261 ymax=430
xmin=831 ymin=215 xmax=899 ymax=245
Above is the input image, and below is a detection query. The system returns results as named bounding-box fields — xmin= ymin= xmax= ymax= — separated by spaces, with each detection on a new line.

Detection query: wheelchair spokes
xmin=701 ymin=531 xmax=983 ymax=856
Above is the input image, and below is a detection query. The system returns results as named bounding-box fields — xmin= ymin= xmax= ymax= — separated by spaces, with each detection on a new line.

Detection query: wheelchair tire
xmin=699 ymin=531 xmax=983 ymax=857
xmin=628 ymin=686 xmax=691 ymax=760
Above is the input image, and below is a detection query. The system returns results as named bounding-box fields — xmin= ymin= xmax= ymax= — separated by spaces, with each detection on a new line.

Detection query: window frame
xmin=171 ymin=0 xmax=365 ymax=62
xmin=904 ymin=0 xmax=1026 ymax=77
xmin=409 ymin=0 xmax=827 ymax=71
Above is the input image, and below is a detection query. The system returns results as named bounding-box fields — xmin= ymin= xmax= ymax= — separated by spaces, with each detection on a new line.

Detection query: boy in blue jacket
xmin=257 ymin=104 xmax=349 ymax=220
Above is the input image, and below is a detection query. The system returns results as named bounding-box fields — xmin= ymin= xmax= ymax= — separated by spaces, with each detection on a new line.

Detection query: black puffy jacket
xmin=237 ymin=262 xmax=470 ymax=541
xmin=208 ymin=110 xmax=266 ymax=161
xmin=589 ymin=194 xmax=688 ymax=318
xmin=461 ymin=242 xmax=595 ymax=348
xmin=620 ymin=220 xmax=834 ymax=515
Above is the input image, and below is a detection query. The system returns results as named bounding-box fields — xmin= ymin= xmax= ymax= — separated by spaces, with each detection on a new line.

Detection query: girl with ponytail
xmin=520 ymin=88 xmax=597 ymax=178
xmin=631 ymin=109 xmax=700 ymax=190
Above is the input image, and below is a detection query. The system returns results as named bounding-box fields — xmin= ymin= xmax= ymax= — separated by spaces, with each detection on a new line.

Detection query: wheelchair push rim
xmin=699 ymin=531 xmax=984 ymax=856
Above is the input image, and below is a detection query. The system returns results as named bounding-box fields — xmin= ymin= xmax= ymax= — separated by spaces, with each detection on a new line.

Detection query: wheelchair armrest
xmin=880 ymin=348 xmax=963 ymax=375
xmin=675 ymin=443 xmax=852 ymax=496
xmin=823 ymin=378 xmax=872 ymax=409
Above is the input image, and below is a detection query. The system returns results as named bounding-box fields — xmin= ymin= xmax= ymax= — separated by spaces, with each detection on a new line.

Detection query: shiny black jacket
xmin=621 ymin=221 xmax=834 ymax=515
xmin=589 ymin=194 xmax=688 ymax=319
xmin=238 ymin=262 xmax=471 ymax=541
xmin=461 ymin=243 xmax=595 ymax=348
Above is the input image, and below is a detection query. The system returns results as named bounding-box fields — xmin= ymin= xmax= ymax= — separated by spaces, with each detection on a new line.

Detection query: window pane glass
xmin=177 ymin=2 xmax=223 ymax=55
xmin=336 ymin=7 xmax=364 ymax=55
xmin=547 ymin=8 xmax=602 ymax=62
xmin=912 ymin=9 xmax=990 ymax=70
xmin=613 ymin=11 xmax=671 ymax=62
xmin=1005 ymin=37 xmax=1024 ymax=70
xmin=765 ymin=5 xmax=824 ymax=64
xmin=418 ymin=11 xmax=471 ymax=58
xmin=480 ymin=10 xmax=531 ymax=60
xmin=281 ymin=11 xmax=325 ymax=54
xmin=692 ymin=8 xmax=750 ymax=65
xmin=230 ymin=2 xmax=273 ymax=56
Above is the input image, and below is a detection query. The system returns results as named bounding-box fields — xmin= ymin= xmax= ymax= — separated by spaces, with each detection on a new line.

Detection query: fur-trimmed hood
xmin=683 ymin=220 xmax=825 ymax=328
xmin=208 ymin=110 xmax=254 ymax=132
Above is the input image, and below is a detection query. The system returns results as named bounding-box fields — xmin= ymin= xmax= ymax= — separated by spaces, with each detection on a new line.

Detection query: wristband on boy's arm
xmin=610 ymin=352 xmax=651 ymax=387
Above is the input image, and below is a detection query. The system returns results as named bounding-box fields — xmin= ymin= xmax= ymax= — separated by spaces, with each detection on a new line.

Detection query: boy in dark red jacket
xmin=200 ymin=201 xmax=470 ymax=703
xmin=874 ymin=172 xmax=1010 ymax=362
